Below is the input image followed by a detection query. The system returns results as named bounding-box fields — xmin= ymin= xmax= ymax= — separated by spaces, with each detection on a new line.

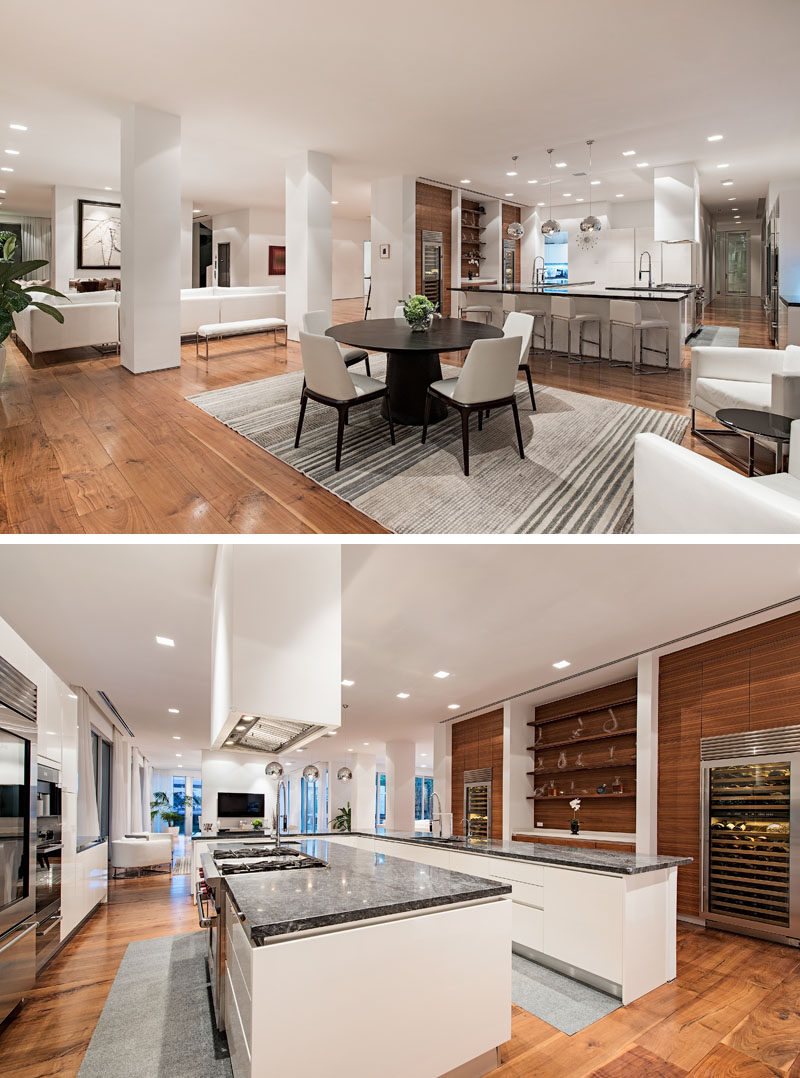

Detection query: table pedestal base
xmin=381 ymin=351 xmax=448 ymax=426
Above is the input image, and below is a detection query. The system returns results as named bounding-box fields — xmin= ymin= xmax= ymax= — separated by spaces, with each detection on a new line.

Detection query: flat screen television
xmin=217 ymin=791 xmax=265 ymax=818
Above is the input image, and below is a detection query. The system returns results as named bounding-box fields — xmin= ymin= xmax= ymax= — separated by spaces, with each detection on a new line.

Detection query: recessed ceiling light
xmin=622 ymin=150 xmax=636 ymax=156
xmin=721 ymin=180 xmax=734 ymax=186
xmin=341 ymin=679 xmax=354 ymax=687
xmin=0 ymin=190 xmax=5 ymax=195
xmin=527 ymin=179 xmax=538 ymax=184
xmin=226 ymin=739 xmax=235 ymax=745
xmin=331 ymin=200 xmax=339 ymax=205
xmin=47 ymin=731 xmax=57 ymax=735
xmin=296 ymin=748 xmax=303 ymax=752
xmin=326 ymin=730 xmax=337 ymax=736
xmin=1 ymin=167 xmax=14 ymax=173
xmin=461 ymin=179 xmax=470 ymax=184
xmin=505 ymin=192 xmax=514 ymax=197
xmin=420 ymin=753 xmax=428 ymax=757
xmin=506 ymin=171 xmax=517 ymax=177
xmin=731 ymin=207 xmax=739 ymax=211
xmin=235 ymin=724 xmax=247 ymax=731
xmin=433 ymin=671 xmax=450 ymax=679
xmin=616 ymin=193 xmax=624 ymax=198
xmin=4 ymin=149 xmax=20 ymax=156
xmin=347 ymin=748 xmax=354 ymax=752
xmin=590 ymin=180 xmax=601 ymax=185
xmin=104 ymin=186 xmax=113 ymax=191
xmin=9 ymin=124 xmax=27 ymax=132
xmin=636 ymin=162 xmax=649 ymax=168
xmin=155 ymin=635 xmax=175 ymax=647
xmin=562 ymin=192 xmax=572 ymax=198
xmin=536 ymin=202 xmax=545 ymax=207
xmin=448 ymin=704 xmax=460 ymax=710
xmin=363 ymin=741 xmax=370 ymax=746
xmin=553 ymin=659 xmax=571 ymax=669
xmin=177 ymin=764 xmax=183 ymax=768
xmin=575 ymin=198 xmax=584 ymax=202
xmin=168 ymin=708 xmax=180 ymax=714
xmin=242 ymin=715 xmax=254 ymax=722
xmin=716 ymin=163 xmax=730 ymax=170
xmin=728 ymin=197 xmax=736 ymax=201
xmin=396 ymin=692 xmax=410 ymax=699
xmin=175 ymin=753 xmax=182 ymax=758
xmin=707 ymin=134 xmax=724 ymax=142
xmin=555 ymin=162 xmax=567 ymax=168
xmin=193 ymin=209 xmax=202 ymax=213
xmin=173 ymin=736 xmax=181 ymax=740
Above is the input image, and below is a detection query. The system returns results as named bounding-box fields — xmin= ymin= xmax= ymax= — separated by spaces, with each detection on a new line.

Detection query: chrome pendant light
xmin=580 ymin=139 xmax=602 ymax=233
xmin=302 ymin=763 xmax=320 ymax=780
xmin=265 ymin=761 xmax=283 ymax=778
xmin=541 ymin=148 xmax=560 ymax=236
xmin=337 ymin=766 xmax=353 ymax=782
xmin=506 ymin=156 xmax=524 ymax=238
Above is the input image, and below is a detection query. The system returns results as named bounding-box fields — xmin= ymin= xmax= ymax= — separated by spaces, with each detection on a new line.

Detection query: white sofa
xmin=180 ymin=286 xmax=286 ymax=336
xmin=13 ymin=298 xmax=120 ymax=361
xmin=110 ymin=835 xmax=173 ymax=876
xmin=691 ymin=344 xmax=800 ymax=432
xmin=633 ymin=424 xmax=800 ymax=533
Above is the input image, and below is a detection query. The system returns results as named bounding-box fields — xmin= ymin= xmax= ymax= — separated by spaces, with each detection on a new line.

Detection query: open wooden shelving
xmin=526 ymin=728 xmax=636 ymax=753
xmin=527 ymin=793 xmax=635 ymax=801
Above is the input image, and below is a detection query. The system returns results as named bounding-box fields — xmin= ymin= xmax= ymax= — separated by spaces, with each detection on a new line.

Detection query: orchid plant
xmin=569 ymin=797 xmax=581 ymax=823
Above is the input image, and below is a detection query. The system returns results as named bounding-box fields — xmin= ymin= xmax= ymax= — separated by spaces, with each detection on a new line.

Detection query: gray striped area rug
xmin=187 ymin=358 xmax=688 ymax=534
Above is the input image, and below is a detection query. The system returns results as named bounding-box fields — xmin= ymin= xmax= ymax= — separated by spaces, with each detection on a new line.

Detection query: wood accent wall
xmin=529 ymin=678 xmax=638 ymax=834
xmin=451 ymin=708 xmax=503 ymax=839
xmin=415 ymin=181 xmax=452 ymax=316
xmin=658 ymin=608 xmax=800 ymax=917
xmin=501 ymin=203 xmax=522 ymax=284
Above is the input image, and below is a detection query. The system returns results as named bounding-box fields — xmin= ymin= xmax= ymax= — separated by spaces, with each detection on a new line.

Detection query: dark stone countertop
xmin=217 ymin=839 xmax=511 ymax=944
xmin=448 ymin=284 xmax=692 ymax=301
xmin=780 ymin=294 xmax=800 ymax=307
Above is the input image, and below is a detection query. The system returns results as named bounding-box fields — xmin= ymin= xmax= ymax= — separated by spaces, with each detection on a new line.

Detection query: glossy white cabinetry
xmin=61 ymin=842 xmax=108 ymax=942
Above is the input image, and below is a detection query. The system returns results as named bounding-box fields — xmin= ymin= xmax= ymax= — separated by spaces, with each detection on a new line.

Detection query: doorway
xmin=217 ymin=242 xmax=231 ymax=288
xmin=717 ymin=230 xmax=749 ymax=296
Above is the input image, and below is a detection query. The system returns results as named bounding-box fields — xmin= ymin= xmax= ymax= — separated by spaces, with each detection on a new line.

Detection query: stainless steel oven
xmin=35 ymin=763 xmax=62 ymax=971
xmin=0 ymin=655 xmax=38 ymax=1026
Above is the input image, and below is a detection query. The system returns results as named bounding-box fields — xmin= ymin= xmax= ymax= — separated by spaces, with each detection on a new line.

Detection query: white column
xmin=352 ymin=753 xmax=377 ymax=831
xmin=285 ymin=151 xmax=332 ymax=341
xmin=385 ymin=740 xmax=415 ymax=832
xmin=370 ymin=175 xmax=416 ymax=318
xmin=120 ymin=104 xmax=181 ymax=373
xmin=636 ymin=652 xmax=659 ymax=854
xmin=180 ymin=199 xmax=194 ymax=288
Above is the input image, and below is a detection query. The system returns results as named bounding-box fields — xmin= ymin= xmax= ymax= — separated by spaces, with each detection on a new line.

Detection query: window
xmin=375 ymin=772 xmax=386 ymax=827
xmin=544 ymin=231 xmax=568 ymax=284
xmin=415 ymin=776 xmax=433 ymax=821
xmin=191 ymin=779 xmax=202 ymax=836
xmin=90 ymin=729 xmax=111 ymax=840
xmin=301 ymin=776 xmax=318 ymax=833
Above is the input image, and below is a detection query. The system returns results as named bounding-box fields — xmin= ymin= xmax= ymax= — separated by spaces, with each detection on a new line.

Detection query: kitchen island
xmin=202 ymin=839 xmax=512 ymax=1078
xmin=450 ymin=283 xmax=697 ymax=367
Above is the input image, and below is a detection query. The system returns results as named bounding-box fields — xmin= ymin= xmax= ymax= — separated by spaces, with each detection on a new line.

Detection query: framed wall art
xmin=77 ymin=199 xmax=121 ymax=269
xmin=268 ymin=244 xmax=286 ymax=276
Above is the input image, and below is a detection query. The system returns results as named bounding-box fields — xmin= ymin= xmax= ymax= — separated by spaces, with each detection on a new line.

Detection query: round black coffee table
xmin=326 ymin=318 xmax=503 ymax=425
xmin=716 ymin=408 xmax=793 ymax=476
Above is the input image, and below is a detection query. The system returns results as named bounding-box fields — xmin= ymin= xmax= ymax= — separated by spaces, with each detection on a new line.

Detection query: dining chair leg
xmin=385 ymin=394 xmax=396 ymax=446
xmin=510 ymin=397 xmax=525 ymax=460
xmin=421 ymin=393 xmax=432 ymax=444
xmin=294 ymin=391 xmax=308 ymax=448
xmin=524 ymin=364 xmax=536 ymax=411
xmin=460 ymin=409 xmax=470 ymax=477
xmin=364 ymin=355 xmax=371 ymax=376
xmin=478 ymin=409 xmax=483 ymax=432
xmin=335 ymin=406 xmax=347 ymax=472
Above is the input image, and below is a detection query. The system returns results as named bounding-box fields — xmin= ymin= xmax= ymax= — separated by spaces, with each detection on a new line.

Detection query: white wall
xmin=200 ymin=750 xmax=278 ymax=831
xmin=248 ymin=207 xmax=286 ymax=289
xmin=333 ymin=218 xmax=369 ymax=299
xmin=370 ymin=175 xmax=415 ymax=318
xmin=51 ymin=184 xmax=121 ymax=294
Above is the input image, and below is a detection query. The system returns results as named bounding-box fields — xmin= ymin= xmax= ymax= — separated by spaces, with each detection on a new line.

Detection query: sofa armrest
xmin=691 ymin=346 xmax=783 ymax=389
xmin=790 ymin=420 xmax=800 ymax=479
xmin=633 ymin=433 xmax=800 ymax=534
xmin=772 ymin=373 xmax=800 ymax=420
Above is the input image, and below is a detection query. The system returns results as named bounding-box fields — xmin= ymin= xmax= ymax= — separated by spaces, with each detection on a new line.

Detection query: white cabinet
xmin=59 ymin=683 xmax=78 ymax=794
xmin=541 ymin=866 xmax=623 ymax=984
xmin=38 ymin=669 xmax=63 ymax=767
xmin=61 ymin=841 xmax=107 ymax=942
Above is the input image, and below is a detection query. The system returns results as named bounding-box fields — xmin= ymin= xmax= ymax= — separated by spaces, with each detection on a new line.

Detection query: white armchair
xmin=691 ymin=344 xmax=800 ymax=435
xmin=110 ymin=835 xmax=173 ymax=877
xmin=633 ymin=424 xmax=800 ymax=534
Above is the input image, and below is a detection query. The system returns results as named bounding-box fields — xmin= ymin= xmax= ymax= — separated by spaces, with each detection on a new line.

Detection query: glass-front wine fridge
xmin=463 ymin=768 xmax=492 ymax=842
xmin=700 ymin=726 xmax=800 ymax=943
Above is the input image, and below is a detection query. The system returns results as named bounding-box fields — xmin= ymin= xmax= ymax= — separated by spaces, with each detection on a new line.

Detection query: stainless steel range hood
xmin=218 ymin=713 xmax=325 ymax=756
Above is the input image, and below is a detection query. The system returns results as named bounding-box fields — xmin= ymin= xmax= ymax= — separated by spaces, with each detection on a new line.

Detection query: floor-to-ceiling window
xmin=415 ymin=776 xmax=433 ymax=822
xmin=90 ymin=729 xmax=111 ymax=840
xmin=375 ymin=772 xmax=386 ymax=827
xmin=301 ymin=776 xmax=318 ymax=833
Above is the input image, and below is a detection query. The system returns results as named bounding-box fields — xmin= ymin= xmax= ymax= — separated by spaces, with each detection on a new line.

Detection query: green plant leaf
xmin=5 ymin=289 xmax=29 ymax=313
xmin=0 ymin=310 xmax=14 ymax=344
xmin=31 ymin=302 xmax=65 ymax=324
xmin=22 ymin=285 xmax=66 ymax=299
xmin=0 ymin=259 xmax=48 ymax=286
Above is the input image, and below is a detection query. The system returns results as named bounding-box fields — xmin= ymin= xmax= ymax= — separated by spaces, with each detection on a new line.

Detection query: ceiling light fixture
xmin=553 ymin=659 xmax=571 ymax=669
xmin=728 ymin=197 xmax=736 ymax=201
xmin=104 ymin=186 xmax=113 ymax=191
xmin=9 ymin=123 xmax=27 ymax=131
xmin=622 ymin=150 xmax=636 ymax=156
xmin=616 ymin=193 xmax=624 ymax=198
xmin=433 ymin=671 xmax=450 ymax=679
xmin=591 ymin=179 xmax=601 ymax=185
xmin=721 ymin=180 xmax=734 ymax=186
xmin=505 ymin=192 xmax=514 ymax=197
xmin=461 ymin=179 xmax=470 ymax=184
xmin=155 ymin=635 xmax=175 ymax=647
xmin=555 ymin=161 xmax=567 ymax=168
xmin=1 ymin=167 xmax=14 ymax=173
xmin=331 ymin=200 xmax=339 ymax=205
xmin=0 ymin=190 xmax=6 ymax=195
xmin=575 ymin=198 xmax=584 ymax=202
xmin=716 ymin=163 xmax=730 ymax=170
xmin=175 ymin=753 xmax=182 ymax=758
xmin=541 ymin=149 xmax=560 ymax=236
xmin=536 ymin=202 xmax=545 ymax=207
xmin=636 ymin=162 xmax=649 ymax=168
xmin=173 ymin=736 xmax=181 ymax=740
xmin=396 ymin=692 xmax=410 ymax=699
xmin=363 ymin=741 xmax=369 ymax=746
xmin=326 ymin=730 xmax=337 ymax=736
xmin=4 ymin=149 xmax=20 ymax=156
xmin=563 ymin=192 xmax=572 ymax=198
xmin=341 ymin=679 xmax=354 ymax=687
xmin=168 ymin=708 xmax=180 ymax=714
xmin=527 ymin=179 xmax=538 ymax=184
xmin=581 ymin=142 xmax=602 ymax=234
xmin=448 ymin=704 xmax=460 ymax=710
xmin=707 ymin=134 xmax=724 ymax=141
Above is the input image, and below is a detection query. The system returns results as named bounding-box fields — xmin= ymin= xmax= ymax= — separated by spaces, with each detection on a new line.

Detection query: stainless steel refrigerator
xmin=420 ymin=230 xmax=443 ymax=311
xmin=463 ymin=768 xmax=492 ymax=841
xmin=700 ymin=725 xmax=800 ymax=944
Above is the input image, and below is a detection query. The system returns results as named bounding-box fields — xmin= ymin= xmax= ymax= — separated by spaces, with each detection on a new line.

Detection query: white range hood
xmin=654 ymin=163 xmax=700 ymax=244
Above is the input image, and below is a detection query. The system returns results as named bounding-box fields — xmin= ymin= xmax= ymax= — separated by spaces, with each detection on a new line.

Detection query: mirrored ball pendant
xmin=302 ymin=764 xmax=320 ymax=780
xmin=506 ymin=221 xmax=524 ymax=239
xmin=337 ymin=766 xmax=353 ymax=782
xmin=541 ymin=219 xmax=560 ymax=235
xmin=580 ymin=214 xmax=602 ymax=232
xmin=265 ymin=761 xmax=283 ymax=778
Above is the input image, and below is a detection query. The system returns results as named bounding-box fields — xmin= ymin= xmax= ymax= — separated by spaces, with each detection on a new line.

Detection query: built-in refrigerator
xmin=700 ymin=725 xmax=799 ymax=944
xmin=420 ymin=230 xmax=443 ymax=312
xmin=463 ymin=768 xmax=492 ymax=841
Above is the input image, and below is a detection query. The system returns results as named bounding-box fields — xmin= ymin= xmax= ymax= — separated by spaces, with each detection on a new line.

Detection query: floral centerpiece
xmin=569 ymin=797 xmax=581 ymax=835
xmin=399 ymin=293 xmax=437 ymax=332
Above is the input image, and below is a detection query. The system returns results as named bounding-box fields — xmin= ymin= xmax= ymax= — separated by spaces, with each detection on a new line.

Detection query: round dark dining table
xmin=326 ymin=317 xmax=503 ymax=425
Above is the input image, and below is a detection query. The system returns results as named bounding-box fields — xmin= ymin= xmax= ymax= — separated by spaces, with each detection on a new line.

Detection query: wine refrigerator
xmin=700 ymin=725 xmax=800 ymax=944
xmin=463 ymin=768 xmax=492 ymax=841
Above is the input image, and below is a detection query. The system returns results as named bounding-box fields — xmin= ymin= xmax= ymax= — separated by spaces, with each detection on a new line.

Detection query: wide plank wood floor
xmin=0 ymin=295 xmax=771 ymax=534
xmin=1 ymin=867 xmax=798 ymax=1077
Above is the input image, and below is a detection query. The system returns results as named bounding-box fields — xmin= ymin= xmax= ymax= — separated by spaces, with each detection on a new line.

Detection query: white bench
xmin=196 ymin=317 xmax=288 ymax=359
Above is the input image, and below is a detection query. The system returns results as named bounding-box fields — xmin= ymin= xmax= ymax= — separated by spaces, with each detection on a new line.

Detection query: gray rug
xmin=511 ymin=953 xmax=620 ymax=1035
xmin=187 ymin=357 xmax=688 ymax=534
xmin=78 ymin=933 xmax=231 ymax=1078
xmin=689 ymin=325 xmax=740 ymax=346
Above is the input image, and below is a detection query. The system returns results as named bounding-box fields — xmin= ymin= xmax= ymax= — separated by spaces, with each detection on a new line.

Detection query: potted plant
xmin=150 ymin=791 xmax=170 ymax=827
xmin=251 ymin=818 xmax=263 ymax=831
xmin=0 ymin=232 xmax=65 ymax=384
xmin=569 ymin=797 xmax=581 ymax=835
xmin=399 ymin=294 xmax=437 ymax=332
xmin=331 ymin=802 xmax=352 ymax=832
xmin=160 ymin=809 xmax=185 ymax=843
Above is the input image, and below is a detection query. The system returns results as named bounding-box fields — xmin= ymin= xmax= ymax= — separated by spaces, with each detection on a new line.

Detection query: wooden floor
xmin=0 ymin=295 xmax=771 ymax=534
xmin=1 ymin=868 xmax=798 ymax=1077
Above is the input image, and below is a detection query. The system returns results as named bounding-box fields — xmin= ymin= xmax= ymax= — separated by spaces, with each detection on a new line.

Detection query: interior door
xmin=217 ymin=242 xmax=231 ymax=288
xmin=721 ymin=231 xmax=749 ymax=296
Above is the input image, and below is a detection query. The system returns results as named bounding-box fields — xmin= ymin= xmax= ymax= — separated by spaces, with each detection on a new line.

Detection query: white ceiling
xmin=1 ymin=1 xmax=798 ymax=223
xmin=2 ymin=544 xmax=797 ymax=773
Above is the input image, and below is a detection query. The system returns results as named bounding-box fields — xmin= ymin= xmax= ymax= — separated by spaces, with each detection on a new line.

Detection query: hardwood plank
xmin=591 ymin=1044 xmax=687 ymax=1077
xmin=722 ymin=978 xmax=800 ymax=1072
xmin=688 ymin=1043 xmax=783 ymax=1077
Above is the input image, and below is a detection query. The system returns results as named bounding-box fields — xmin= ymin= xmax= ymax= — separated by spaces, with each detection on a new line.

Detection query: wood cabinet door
xmin=701 ymin=652 xmax=750 ymax=738
xmin=749 ymin=637 xmax=800 ymax=731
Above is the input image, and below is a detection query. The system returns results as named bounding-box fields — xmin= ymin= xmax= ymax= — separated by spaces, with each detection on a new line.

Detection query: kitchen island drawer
xmin=511 ymin=901 xmax=543 ymax=952
xmin=225 ymin=895 xmax=252 ymax=990
xmin=225 ymin=964 xmax=251 ymax=1078
xmin=491 ymin=875 xmax=543 ymax=909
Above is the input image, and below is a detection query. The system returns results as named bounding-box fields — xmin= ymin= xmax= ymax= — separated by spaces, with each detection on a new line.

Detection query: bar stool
xmin=518 ymin=299 xmax=550 ymax=355
xmin=608 ymin=300 xmax=670 ymax=375
xmin=549 ymin=296 xmax=601 ymax=364
xmin=455 ymin=290 xmax=494 ymax=325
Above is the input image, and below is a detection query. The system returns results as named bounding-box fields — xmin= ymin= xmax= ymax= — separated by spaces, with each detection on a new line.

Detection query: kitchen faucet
xmin=533 ymin=255 xmax=545 ymax=288
xmin=461 ymin=816 xmax=472 ymax=839
xmin=638 ymin=250 xmax=653 ymax=289
xmin=273 ymin=780 xmax=287 ymax=849
xmin=430 ymin=791 xmax=443 ymax=838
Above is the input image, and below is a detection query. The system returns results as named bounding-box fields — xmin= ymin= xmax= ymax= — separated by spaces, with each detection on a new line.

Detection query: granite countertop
xmin=780 ymin=294 xmax=800 ymax=307
xmin=448 ymin=284 xmax=692 ymax=301
xmin=214 ymin=839 xmax=511 ymax=944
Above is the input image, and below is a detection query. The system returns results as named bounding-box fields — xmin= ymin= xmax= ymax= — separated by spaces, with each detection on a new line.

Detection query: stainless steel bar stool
xmin=608 ymin=299 xmax=670 ymax=375
xmin=549 ymin=296 xmax=601 ymax=364
xmin=455 ymin=290 xmax=494 ymax=325
xmin=518 ymin=299 xmax=550 ymax=355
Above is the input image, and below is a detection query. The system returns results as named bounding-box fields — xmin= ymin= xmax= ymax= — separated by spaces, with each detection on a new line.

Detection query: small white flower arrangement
xmin=569 ymin=797 xmax=581 ymax=820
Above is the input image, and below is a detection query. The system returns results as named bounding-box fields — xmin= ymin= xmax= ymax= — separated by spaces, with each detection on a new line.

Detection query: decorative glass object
xmin=575 ymin=752 xmax=584 ymax=768
xmin=557 ymin=751 xmax=567 ymax=770
xmin=337 ymin=766 xmax=353 ymax=782
xmin=541 ymin=148 xmax=561 ymax=235
xmin=302 ymin=764 xmax=320 ymax=780
xmin=603 ymin=707 xmax=619 ymax=733
xmin=580 ymin=140 xmax=603 ymax=233
xmin=506 ymin=221 xmax=524 ymax=239
xmin=612 ymin=775 xmax=623 ymax=794
xmin=265 ymin=761 xmax=283 ymax=778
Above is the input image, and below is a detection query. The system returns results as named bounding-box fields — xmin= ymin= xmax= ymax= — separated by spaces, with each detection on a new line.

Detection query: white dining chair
xmin=421 ymin=335 xmax=525 ymax=476
xmin=503 ymin=310 xmax=537 ymax=411
xmin=302 ymin=310 xmax=371 ymax=375
xmin=296 ymin=332 xmax=395 ymax=471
